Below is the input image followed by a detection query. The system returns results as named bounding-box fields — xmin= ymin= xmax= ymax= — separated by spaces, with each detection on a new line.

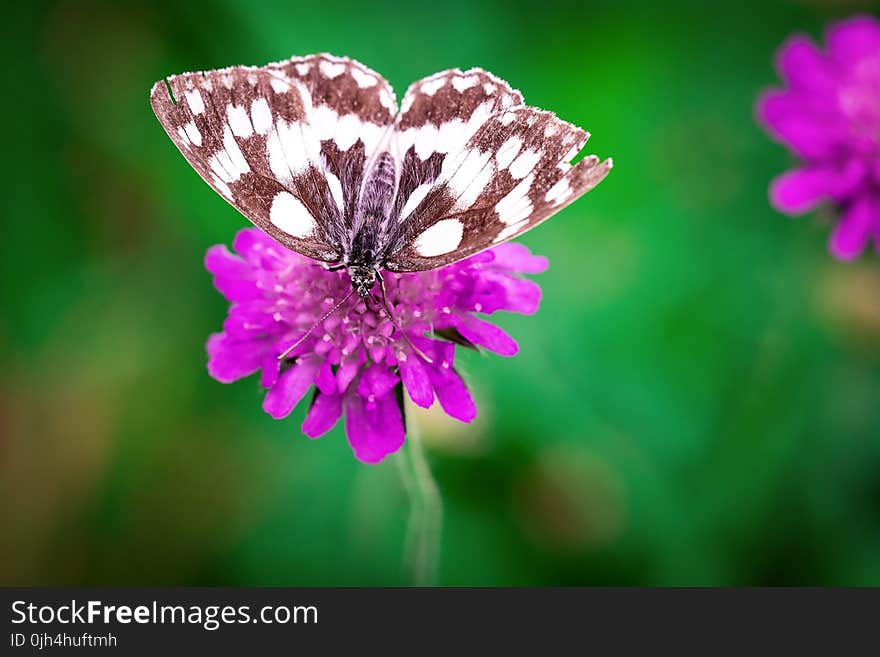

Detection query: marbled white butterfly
xmin=151 ymin=54 xmax=612 ymax=303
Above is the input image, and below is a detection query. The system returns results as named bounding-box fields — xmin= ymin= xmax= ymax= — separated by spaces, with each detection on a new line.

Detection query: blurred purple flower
xmin=205 ymin=228 xmax=547 ymax=463
xmin=756 ymin=15 xmax=880 ymax=260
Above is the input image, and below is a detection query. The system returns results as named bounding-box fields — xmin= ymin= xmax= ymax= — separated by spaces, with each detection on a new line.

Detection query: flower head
xmin=757 ymin=15 xmax=880 ymax=260
xmin=205 ymin=228 xmax=548 ymax=463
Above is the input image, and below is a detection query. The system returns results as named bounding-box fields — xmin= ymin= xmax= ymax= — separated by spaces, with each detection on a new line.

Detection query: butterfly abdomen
xmin=347 ymin=151 xmax=397 ymax=269
xmin=359 ymin=151 xmax=396 ymax=223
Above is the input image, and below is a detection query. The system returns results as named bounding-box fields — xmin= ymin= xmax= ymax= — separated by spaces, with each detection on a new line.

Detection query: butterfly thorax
xmin=343 ymin=212 xmax=387 ymax=298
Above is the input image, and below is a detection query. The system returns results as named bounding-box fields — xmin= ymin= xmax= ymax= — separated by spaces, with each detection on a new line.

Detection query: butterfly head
xmin=348 ymin=265 xmax=377 ymax=299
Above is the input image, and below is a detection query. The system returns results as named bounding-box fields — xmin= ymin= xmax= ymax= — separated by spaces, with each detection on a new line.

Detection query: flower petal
xmin=770 ymin=168 xmax=833 ymax=214
xmin=205 ymin=244 xmax=248 ymax=278
xmin=260 ymin=354 xmax=280 ymax=388
xmin=428 ymin=367 xmax=477 ymax=423
xmin=314 ymin=358 xmax=336 ymax=395
xmin=830 ymin=159 xmax=870 ymax=201
xmin=775 ymin=35 xmax=836 ymax=93
xmin=488 ymin=242 xmax=550 ymax=274
xmin=830 ymin=195 xmax=876 ymax=261
xmin=344 ymin=390 xmax=405 ymax=463
xmin=756 ymin=88 xmax=840 ymax=133
xmin=206 ymin=333 xmax=266 ymax=383
xmin=358 ymin=364 xmax=399 ymax=398
xmin=770 ymin=161 xmax=869 ymax=215
xmin=337 ymin=351 xmax=365 ymax=393
xmin=222 ymin=308 xmax=275 ymax=340
xmin=302 ymin=391 xmax=342 ymax=438
xmin=762 ymin=113 xmax=842 ymax=159
xmin=262 ymin=357 xmax=321 ymax=419
xmin=205 ymin=245 xmax=262 ymax=302
xmin=450 ymin=314 xmax=518 ymax=356
xmin=473 ymin=272 xmax=542 ymax=315
xmin=233 ymin=228 xmax=277 ymax=264
xmin=826 ymin=15 xmax=880 ymax=69
xmin=399 ymin=350 xmax=434 ymax=408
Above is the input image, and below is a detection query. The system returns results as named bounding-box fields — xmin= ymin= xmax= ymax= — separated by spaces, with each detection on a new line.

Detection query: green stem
xmin=396 ymin=423 xmax=442 ymax=586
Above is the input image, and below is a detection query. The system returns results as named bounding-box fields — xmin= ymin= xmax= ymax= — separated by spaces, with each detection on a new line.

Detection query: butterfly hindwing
xmin=383 ymin=69 xmax=612 ymax=272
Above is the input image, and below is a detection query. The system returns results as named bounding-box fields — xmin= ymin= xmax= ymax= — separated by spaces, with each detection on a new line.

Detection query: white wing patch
xmin=414 ymin=219 xmax=464 ymax=257
xmin=267 ymin=120 xmax=315 ymax=180
xmin=494 ymin=219 xmax=528 ymax=243
xmin=326 ymin=171 xmax=344 ymax=211
xmin=210 ymin=174 xmax=233 ymax=200
xmin=496 ymin=136 xmax=522 ymax=170
xmin=270 ymin=77 xmax=291 ymax=93
xmin=544 ymin=177 xmax=573 ymax=204
xmin=208 ymin=129 xmax=250 ymax=185
xmin=421 ymin=77 xmax=446 ymax=96
xmin=414 ymin=124 xmax=439 ymax=160
xmin=250 ymin=98 xmax=272 ymax=135
xmin=400 ymin=183 xmax=433 ymax=220
xmin=185 ymin=89 xmax=205 ymax=114
xmin=319 ymin=60 xmax=346 ymax=79
xmin=508 ymin=148 xmax=541 ymax=179
xmin=311 ymin=105 xmax=337 ymax=140
xmin=227 ymin=104 xmax=254 ymax=137
xmin=351 ymin=68 xmax=377 ymax=88
xmin=451 ymin=75 xmax=479 ymax=92
xmin=495 ymin=173 xmax=535 ymax=224
xmin=445 ymin=149 xmax=492 ymax=210
xmin=270 ymin=191 xmax=316 ymax=238
xmin=334 ymin=114 xmax=362 ymax=151
xmin=183 ymin=120 xmax=202 ymax=146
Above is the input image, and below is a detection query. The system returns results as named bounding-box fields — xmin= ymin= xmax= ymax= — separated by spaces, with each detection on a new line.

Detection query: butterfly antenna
xmin=376 ymin=273 xmax=434 ymax=365
xmin=277 ymin=288 xmax=356 ymax=361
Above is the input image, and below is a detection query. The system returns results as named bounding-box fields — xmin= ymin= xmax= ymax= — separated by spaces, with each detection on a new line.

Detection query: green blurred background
xmin=4 ymin=0 xmax=880 ymax=586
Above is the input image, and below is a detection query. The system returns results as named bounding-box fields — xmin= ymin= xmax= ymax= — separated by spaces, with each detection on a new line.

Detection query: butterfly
xmin=151 ymin=54 xmax=612 ymax=303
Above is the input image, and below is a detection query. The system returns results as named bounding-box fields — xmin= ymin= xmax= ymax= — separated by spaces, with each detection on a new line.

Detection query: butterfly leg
xmin=277 ymin=288 xmax=357 ymax=361
xmin=375 ymin=271 xmax=393 ymax=319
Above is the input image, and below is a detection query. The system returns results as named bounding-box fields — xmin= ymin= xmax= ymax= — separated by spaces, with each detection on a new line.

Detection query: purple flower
xmin=756 ymin=14 xmax=880 ymax=260
xmin=205 ymin=228 xmax=548 ymax=463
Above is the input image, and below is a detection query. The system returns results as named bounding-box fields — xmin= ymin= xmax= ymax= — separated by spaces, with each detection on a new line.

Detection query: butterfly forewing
xmin=383 ymin=68 xmax=612 ymax=271
xmin=150 ymin=54 xmax=397 ymax=262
